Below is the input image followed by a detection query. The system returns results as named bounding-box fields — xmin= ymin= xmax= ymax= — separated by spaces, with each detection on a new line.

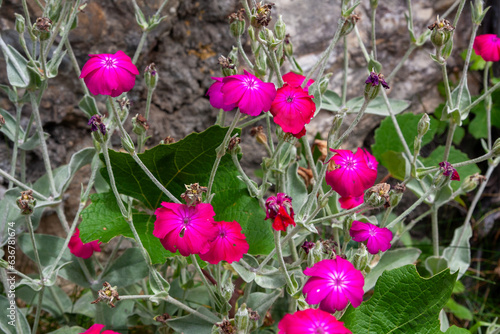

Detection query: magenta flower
xmin=278 ymin=308 xmax=352 ymax=334
xmin=473 ymin=34 xmax=500 ymax=62
xmin=153 ymin=203 xmax=218 ymax=256
xmin=80 ymin=324 xmax=120 ymax=334
xmin=282 ymin=71 xmax=314 ymax=90
xmin=361 ymin=148 xmax=378 ymax=171
xmin=270 ymin=84 xmax=316 ymax=135
xmin=303 ymin=258 xmax=365 ymax=313
xmin=349 ymin=220 xmax=393 ymax=254
xmin=326 ymin=148 xmax=377 ymax=198
xmin=80 ymin=51 xmax=139 ymax=97
xmin=68 ymin=228 xmax=101 ymax=259
xmin=206 ymin=77 xmax=237 ymax=111
xmin=265 ymin=193 xmax=296 ymax=231
xmin=222 ymin=70 xmax=277 ymax=116
xmin=199 ymin=220 xmax=249 ymax=264
xmin=339 ymin=195 xmax=364 ymax=210
xmin=439 ymin=161 xmax=460 ymax=181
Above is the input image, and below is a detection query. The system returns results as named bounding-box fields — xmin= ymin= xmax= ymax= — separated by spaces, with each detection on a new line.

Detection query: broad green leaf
xmin=246 ymin=290 xmax=282 ymax=327
xmin=71 ymin=290 xmax=95 ymax=318
xmin=231 ymin=254 xmax=259 ymax=283
xmin=372 ymin=113 xmax=438 ymax=168
xmin=100 ymin=248 xmax=148 ymax=287
xmin=321 ymin=90 xmax=342 ymax=112
xmin=0 ymin=295 xmax=31 ymax=334
xmin=0 ymin=108 xmax=22 ymax=142
xmin=449 ymin=83 xmax=472 ymax=121
xmin=0 ymin=37 xmax=30 ymax=87
xmin=19 ymin=130 xmax=50 ymax=150
xmin=444 ymin=326 xmax=470 ymax=334
xmin=100 ymin=299 xmax=135 ymax=331
xmin=442 ymin=223 xmax=472 ymax=279
xmin=16 ymin=284 xmax=72 ymax=319
xmin=99 ymin=125 xmax=274 ymax=255
xmin=255 ymin=269 xmax=286 ymax=289
xmin=425 ymin=256 xmax=449 ymax=276
xmin=445 ymin=298 xmax=473 ymax=321
xmin=166 ymin=306 xmax=216 ymax=333
xmin=286 ymin=162 xmax=308 ymax=213
xmin=380 ymin=151 xmax=410 ymax=180
xmin=78 ymin=95 xmax=99 ymax=118
xmin=342 ymin=265 xmax=458 ymax=333
xmin=420 ymin=146 xmax=480 ymax=191
xmin=364 ymin=248 xmax=422 ymax=292
xmin=462 ymin=49 xmax=486 ymax=71
xmin=468 ymin=93 xmax=500 ymax=139
xmin=346 ymin=96 xmax=410 ymax=116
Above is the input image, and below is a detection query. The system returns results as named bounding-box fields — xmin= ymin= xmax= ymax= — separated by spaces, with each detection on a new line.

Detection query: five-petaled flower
xmin=265 ymin=193 xmax=296 ymax=231
xmin=206 ymin=77 xmax=237 ymax=111
xmin=153 ymin=202 xmax=218 ymax=256
xmin=473 ymin=34 xmax=500 ymax=62
xmin=199 ymin=220 xmax=249 ymax=264
xmin=278 ymin=308 xmax=352 ymax=334
xmin=68 ymin=228 xmax=101 ymax=259
xmin=349 ymin=220 xmax=393 ymax=255
xmin=303 ymin=258 xmax=365 ymax=313
xmin=80 ymin=51 xmax=139 ymax=97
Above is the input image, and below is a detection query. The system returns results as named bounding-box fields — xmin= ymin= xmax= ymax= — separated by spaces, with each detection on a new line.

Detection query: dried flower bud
xmin=301 ymin=240 xmax=315 ymax=254
xmin=34 ymin=17 xmax=52 ymax=41
xmin=460 ymin=173 xmax=486 ymax=193
xmin=154 ymin=313 xmax=171 ymax=324
xmin=340 ymin=13 xmax=360 ymax=36
xmin=16 ymin=190 xmax=36 ymax=215
xmin=297 ymin=167 xmax=314 ymax=188
xmin=417 ymin=113 xmax=430 ymax=137
xmin=250 ymin=2 xmax=275 ymax=29
xmin=227 ymin=134 xmax=241 ymax=153
xmin=121 ymin=132 xmax=136 ymax=154
xmin=219 ymin=55 xmax=237 ymax=77
xmin=15 ymin=13 xmax=25 ymax=34
xmin=144 ymin=62 xmax=158 ymax=90
xmin=161 ymin=136 xmax=176 ymax=144
xmin=364 ymin=183 xmax=391 ymax=207
xmin=439 ymin=161 xmax=460 ymax=181
xmin=248 ymin=308 xmax=260 ymax=332
xmin=428 ymin=16 xmax=454 ymax=48
xmin=118 ymin=97 xmax=131 ymax=110
xmin=364 ymin=71 xmax=390 ymax=100
xmin=229 ymin=9 xmax=246 ymax=38
xmin=132 ymin=114 xmax=149 ymax=136
xmin=92 ymin=282 xmax=120 ymax=308
xmin=215 ymin=319 xmax=236 ymax=334
xmin=250 ymin=125 xmax=267 ymax=145
xmin=181 ymin=183 xmax=208 ymax=206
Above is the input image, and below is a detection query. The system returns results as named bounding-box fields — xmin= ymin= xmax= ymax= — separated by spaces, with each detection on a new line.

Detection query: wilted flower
xmin=349 ymin=220 xmax=393 ymax=254
xmin=265 ymin=193 xmax=296 ymax=231
xmin=303 ymin=258 xmax=365 ymax=313
xmin=206 ymin=77 xmax=237 ymax=111
xmin=80 ymin=51 xmax=139 ymax=97
xmin=68 ymin=228 xmax=101 ymax=259
xmin=278 ymin=308 xmax=352 ymax=334
xmin=222 ymin=70 xmax=277 ymax=116
xmin=473 ymin=34 xmax=500 ymax=62
xmin=365 ymin=72 xmax=389 ymax=89
xmin=439 ymin=161 xmax=460 ymax=181
xmin=88 ymin=115 xmax=106 ymax=136
xmin=326 ymin=148 xmax=377 ymax=198
xmin=199 ymin=221 xmax=249 ymax=264
xmin=153 ymin=202 xmax=218 ymax=256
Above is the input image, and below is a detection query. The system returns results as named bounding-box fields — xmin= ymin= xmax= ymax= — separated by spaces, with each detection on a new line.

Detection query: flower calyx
xmin=181 ymin=183 xmax=208 ymax=206
xmin=428 ymin=16 xmax=455 ymax=48
xmin=92 ymin=282 xmax=120 ymax=308
xmin=250 ymin=2 xmax=275 ymax=29
xmin=16 ymin=190 xmax=36 ymax=215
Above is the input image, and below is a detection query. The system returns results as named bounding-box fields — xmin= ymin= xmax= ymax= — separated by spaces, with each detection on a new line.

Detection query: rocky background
xmin=0 ymin=0 xmax=499 ymax=272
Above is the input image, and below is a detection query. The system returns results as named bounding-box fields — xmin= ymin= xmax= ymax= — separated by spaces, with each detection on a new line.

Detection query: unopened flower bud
xmin=181 ymin=183 xmax=207 ymax=206
xmin=353 ymin=243 xmax=369 ymax=271
xmin=306 ymin=241 xmax=325 ymax=267
xmin=274 ymin=15 xmax=286 ymax=40
xmin=250 ymin=125 xmax=267 ymax=145
xmin=15 ymin=14 xmax=25 ymax=34
xmin=144 ymin=63 xmax=158 ymax=90
xmin=428 ymin=17 xmax=454 ymax=48
xmin=370 ymin=0 xmax=379 ymax=9
xmin=340 ymin=14 xmax=360 ymax=36
xmin=121 ymin=132 xmax=135 ymax=154
xmin=472 ymin=0 xmax=489 ymax=25
xmin=364 ymin=183 xmax=391 ymax=208
xmin=34 ymin=17 xmax=52 ymax=41
xmin=284 ymin=34 xmax=293 ymax=57
xmin=248 ymin=26 xmax=256 ymax=41
xmin=460 ymin=173 xmax=486 ymax=193
xmin=418 ymin=113 xmax=430 ymax=137
xmin=263 ymin=27 xmax=275 ymax=44
xmin=318 ymin=73 xmax=332 ymax=95
xmin=235 ymin=303 xmax=250 ymax=333
xmin=228 ymin=8 xmax=246 ymax=38
xmin=493 ymin=138 xmax=500 ymax=156
xmin=0 ymin=258 xmax=9 ymax=269
xmin=364 ymin=71 xmax=389 ymax=100
xmin=222 ymin=282 xmax=234 ymax=302
xmin=16 ymin=190 xmax=36 ymax=215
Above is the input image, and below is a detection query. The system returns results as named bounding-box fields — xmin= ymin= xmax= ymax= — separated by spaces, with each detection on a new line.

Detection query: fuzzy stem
xmin=387 ymin=185 xmax=436 ymax=228
xmin=431 ymin=205 xmax=440 ymax=256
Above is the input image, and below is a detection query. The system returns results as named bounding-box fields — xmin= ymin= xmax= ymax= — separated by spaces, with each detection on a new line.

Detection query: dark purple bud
xmin=301 ymin=241 xmax=315 ymax=254
xmin=439 ymin=161 xmax=460 ymax=181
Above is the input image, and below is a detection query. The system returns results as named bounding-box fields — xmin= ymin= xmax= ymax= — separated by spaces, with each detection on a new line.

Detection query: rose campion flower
xmin=206 ymin=77 xmax=237 ymax=111
xmin=68 ymin=228 xmax=101 ymax=259
xmin=222 ymin=70 xmax=277 ymax=116
xmin=153 ymin=202 xmax=218 ymax=256
xmin=270 ymin=83 xmax=316 ymax=135
xmin=326 ymin=148 xmax=377 ymax=198
xmin=349 ymin=220 xmax=393 ymax=254
xmin=303 ymin=258 xmax=365 ymax=313
xmin=199 ymin=220 xmax=249 ymax=264
xmin=282 ymin=71 xmax=314 ymax=91
xmin=80 ymin=51 xmax=139 ymax=97
xmin=473 ymin=34 xmax=500 ymax=62
xmin=338 ymin=195 xmax=364 ymax=210
xmin=80 ymin=324 xmax=120 ymax=334
xmin=278 ymin=308 xmax=352 ymax=334
xmin=265 ymin=193 xmax=296 ymax=231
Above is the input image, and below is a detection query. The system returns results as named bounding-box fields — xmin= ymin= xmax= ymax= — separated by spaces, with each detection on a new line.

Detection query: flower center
xmin=103 ymin=57 xmax=116 ymax=68
xmin=286 ymin=94 xmax=294 ymax=103
xmin=314 ymin=327 xmax=325 ymax=334
xmin=244 ymin=77 xmax=258 ymax=89
xmin=369 ymin=228 xmax=377 ymax=236
xmin=219 ymin=230 xmax=227 ymax=238
xmin=183 ymin=217 xmax=190 ymax=226
xmin=344 ymin=157 xmax=355 ymax=169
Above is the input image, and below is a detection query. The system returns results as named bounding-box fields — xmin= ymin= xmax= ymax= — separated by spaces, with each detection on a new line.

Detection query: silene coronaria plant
xmin=1 ymin=0 xmax=499 ymax=333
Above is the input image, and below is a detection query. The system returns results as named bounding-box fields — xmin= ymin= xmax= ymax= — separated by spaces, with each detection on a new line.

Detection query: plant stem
xmin=206 ymin=112 xmax=241 ymax=202
xmin=342 ymin=35 xmax=349 ymax=106
xmin=189 ymin=254 xmax=217 ymax=303
xmin=64 ymin=39 xmax=90 ymax=95
xmin=334 ymin=97 xmax=370 ymax=145
xmin=456 ymin=24 xmax=479 ymax=105
xmin=0 ymin=169 xmax=48 ymax=200
xmin=484 ymin=62 xmax=492 ymax=149
xmin=391 ymin=209 xmax=431 ymax=245
xmin=26 ymin=215 xmax=44 ymax=334
xmin=138 ymin=86 xmax=155 ymax=152
xmin=371 ymin=7 xmax=377 ymax=59
xmin=387 ymin=185 xmax=436 ymax=228
xmin=133 ymin=31 xmax=148 ymax=64
xmin=8 ymin=104 xmax=23 ymax=189
xmin=461 ymin=80 xmax=500 ymax=116
xmin=237 ymin=36 xmax=254 ymax=70
xmin=257 ymin=225 xmax=303 ymax=272
xmin=237 ymin=113 xmax=267 ymax=128
xmin=452 ymin=0 xmax=467 ymax=27
xmin=431 ymin=205 xmax=440 ymax=256
xmin=308 ymin=203 xmax=368 ymax=225
xmin=442 ymin=121 xmax=457 ymax=162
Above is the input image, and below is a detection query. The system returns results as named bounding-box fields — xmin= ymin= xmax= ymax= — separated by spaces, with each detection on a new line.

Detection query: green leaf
xmin=48 ymin=327 xmax=87 ymax=334
xmin=425 ymin=256 xmax=449 ymax=276
xmin=462 ymin=49 xmax=486 ymax=71
xmin=372 ymin=113 xmax=438 ymax=168
xmin=364 ymin=247 xmax=422 ymax=292
xmin=246 ymin=290 xmax=282 ymax=327
xmin=16 ymin=284 xmax=72 ymax=318
xmin=0 ymin=37 xmax=30 ymax=87
xmin=468 ymin=94 xmax=500 ymax=139
xmin=72 ymin=290 xmax=95 ymax=318
xmin=231 ymin=254 xmax=259 ymax=283
xmin=47 ymin=50 xmax=67 ymax=78
xmin=420 ymin=146 xmax=480 ymax=191
xmin=78 ymin=95 xmax=99 ymax=118
xmin=321 ymin=90 xmax=342 ymax=112
xmin=445 ymin=298 xmax=473 ymax=321
xmin=79 ymin=192 xmax=170 ymax=264
xmin=255 ymin=269 xmax=286 ymax=289
xmin=19 ymin=130 xmax=50 ymax=150
xmin=99 ymin=248 xmax=148 ymax=287
xmin=342 ymin=265 xmax=458 ymax=333
xmin=346 ymin=96 xmax=410 ymax=116
xmin=99 ymin=125 xmax=274 ymax=255
xmin=0 ymin=295 xmax=31 ymax=334
xmin=286 ymin=162 xmax=308 ymax=214
xmin=0 ymin=108 xmax=22 ymax=142
xmin=380 ymin=151 xmax=410 ymax=180
xmin=442 ymin=223 xmax=472 ymax=279
xmin=166 ymin=307 xmax=215 ymax=334
xmin=444 ymin=325 xmax=470 ymax=333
